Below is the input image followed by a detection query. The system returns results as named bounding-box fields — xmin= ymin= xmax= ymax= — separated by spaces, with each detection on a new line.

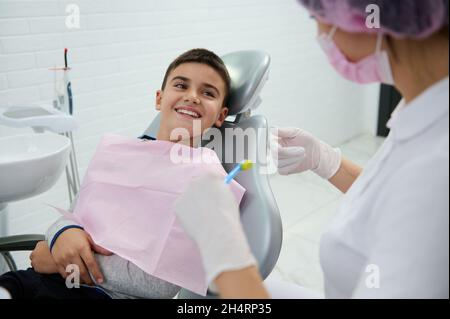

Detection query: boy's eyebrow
xmin=171 ymin=76 xmax=190 ymax=83
xmin=170 ymin=76 xmax=221 ymax=96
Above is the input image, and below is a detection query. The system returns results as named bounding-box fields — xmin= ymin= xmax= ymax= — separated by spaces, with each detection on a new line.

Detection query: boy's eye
xmin=203 ymin=91 xmax=216 ymax=98
xmin=174 ymin=83 xmax=186 ymax=89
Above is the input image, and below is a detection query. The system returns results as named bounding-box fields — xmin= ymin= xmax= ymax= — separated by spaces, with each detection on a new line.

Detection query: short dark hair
xmin=161 ymin=48 xmax=231 ymax=107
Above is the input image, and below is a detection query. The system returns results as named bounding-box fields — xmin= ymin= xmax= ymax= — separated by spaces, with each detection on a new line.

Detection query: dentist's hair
xmin=161 ymin=48 xmax=231 ymax=107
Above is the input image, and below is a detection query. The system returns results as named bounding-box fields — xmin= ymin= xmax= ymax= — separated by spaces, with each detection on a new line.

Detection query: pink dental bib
xmin=53 ymin=134 xmax=246 ymax=296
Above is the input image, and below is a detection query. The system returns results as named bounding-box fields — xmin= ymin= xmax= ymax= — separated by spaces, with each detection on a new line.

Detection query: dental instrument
xmin=49 ymin=48 xmax=80 ymax=203
xmin=60 ymin=49 xmax=79 ymax=202
xmin=64 ymin=48 xmax=74 ymax=115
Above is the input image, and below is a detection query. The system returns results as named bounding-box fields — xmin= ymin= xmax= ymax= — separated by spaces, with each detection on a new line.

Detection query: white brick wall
xmin=0 ymin=0 xmax=379 ymax=270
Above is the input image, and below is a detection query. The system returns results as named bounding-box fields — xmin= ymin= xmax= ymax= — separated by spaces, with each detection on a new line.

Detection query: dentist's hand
xmin=270 ymin=127 xmax=342 ymax=179
xmin=174 ymin=173 xmax=257 ymax=288
xmin=51 ymin=228 xmax=112 ymax=285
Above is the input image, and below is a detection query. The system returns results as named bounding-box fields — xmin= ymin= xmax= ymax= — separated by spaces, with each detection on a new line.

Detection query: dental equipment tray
xmin=0 ymin=105 xmax=77 ymax=133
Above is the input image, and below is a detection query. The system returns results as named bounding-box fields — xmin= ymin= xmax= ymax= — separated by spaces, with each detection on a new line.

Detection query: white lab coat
xmin=320 ymin=77 xmax=449 ymax=298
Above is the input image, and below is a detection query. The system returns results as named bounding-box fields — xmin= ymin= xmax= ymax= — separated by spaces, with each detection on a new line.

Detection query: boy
xmin=0 ymin=48 xmax=231 ymax=299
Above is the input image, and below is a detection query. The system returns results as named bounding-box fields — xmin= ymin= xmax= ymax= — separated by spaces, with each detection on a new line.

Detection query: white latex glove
xmin=174 ymin=173 xmax=257 ymax=289
xmin=270 ymin=127 xmax=342 ymax=179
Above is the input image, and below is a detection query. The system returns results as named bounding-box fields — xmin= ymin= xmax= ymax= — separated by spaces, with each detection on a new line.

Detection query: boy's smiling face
xmin=155 ymin=62 xmax=229 ymax=146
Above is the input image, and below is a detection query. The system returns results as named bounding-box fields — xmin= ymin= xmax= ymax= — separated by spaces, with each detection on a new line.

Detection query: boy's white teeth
xmin=176 ymin=109 xmax=200 ymax=118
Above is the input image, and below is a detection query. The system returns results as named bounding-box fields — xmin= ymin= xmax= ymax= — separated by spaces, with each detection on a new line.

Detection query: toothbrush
xmin=224 ymin=160 xmax=254 ymax=184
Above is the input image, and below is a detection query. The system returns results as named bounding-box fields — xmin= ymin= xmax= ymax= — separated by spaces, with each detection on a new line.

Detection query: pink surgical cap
xmin=297 ymin=0 xmax=449 ymax=39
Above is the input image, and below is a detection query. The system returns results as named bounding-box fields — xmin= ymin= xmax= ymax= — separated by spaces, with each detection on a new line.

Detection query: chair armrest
xmin=0 ymin=235 xmax=45 ymax=252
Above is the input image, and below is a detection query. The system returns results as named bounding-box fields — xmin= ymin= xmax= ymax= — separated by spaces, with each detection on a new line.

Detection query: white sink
xmin=0 ymin=133 xmax=71 ymax=203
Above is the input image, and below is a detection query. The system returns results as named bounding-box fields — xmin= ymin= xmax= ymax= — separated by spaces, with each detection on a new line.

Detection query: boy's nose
xmin=184 ymin=92 xmax=200 ymax=104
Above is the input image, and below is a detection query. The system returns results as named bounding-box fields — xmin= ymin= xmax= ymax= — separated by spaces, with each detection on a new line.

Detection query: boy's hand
xmin=30 ymin=241 xmax=59 ymax=274
xmin=51 ymin=228 xmax=112 ymax=286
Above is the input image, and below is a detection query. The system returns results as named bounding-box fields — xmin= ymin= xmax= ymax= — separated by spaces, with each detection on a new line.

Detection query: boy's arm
xmin=43 ymin=196 xmax=178 ymax=298
xmin=44 ymin=195 xmax=179 ymax=298
xmin=44 ymin=194 xmax=110 ymax=285
xmin=45 ymin=216 xmax=84 ymax=251
xmin=31 ymin=195 xmax=83 ymax=274
xmin=45 ymin=194 xmax=84 ymax=250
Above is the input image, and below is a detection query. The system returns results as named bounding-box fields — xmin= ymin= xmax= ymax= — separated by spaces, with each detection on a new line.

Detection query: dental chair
xmin=0 ymin=50 xmax=283 ymax=299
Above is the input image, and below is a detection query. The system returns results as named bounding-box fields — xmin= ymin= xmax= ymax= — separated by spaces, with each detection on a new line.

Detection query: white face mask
xmin=317 ymin=26 xmax=395 ymax=85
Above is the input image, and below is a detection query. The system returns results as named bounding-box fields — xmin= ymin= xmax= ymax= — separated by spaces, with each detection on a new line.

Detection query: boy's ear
xmin=214 ymin=107 xmax=229 ymax=128
xmin=155 ymin=90 xmax=162 ymax=111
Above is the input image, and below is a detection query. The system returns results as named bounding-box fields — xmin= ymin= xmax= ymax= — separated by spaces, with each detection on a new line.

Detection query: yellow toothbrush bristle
xmin=240 ymin=160 xmax=254 ymax=171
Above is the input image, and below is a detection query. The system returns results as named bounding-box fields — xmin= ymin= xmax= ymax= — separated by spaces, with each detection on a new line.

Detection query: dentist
xmin=175 ymin=0 xmax=449 ymax=299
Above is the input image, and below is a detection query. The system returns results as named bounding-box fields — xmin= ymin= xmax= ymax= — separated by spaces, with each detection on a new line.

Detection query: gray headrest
xmin=221 ymin=50 xmax=271 ymax=115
